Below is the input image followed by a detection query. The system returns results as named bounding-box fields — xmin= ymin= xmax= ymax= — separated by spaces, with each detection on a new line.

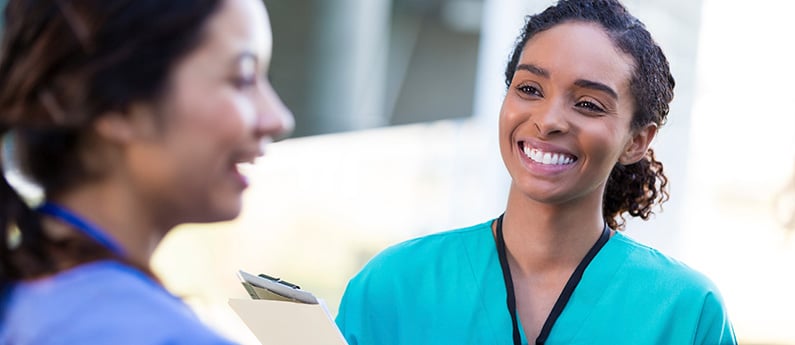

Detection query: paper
xmin=228 ymin=298 xmax=348 ymax=345
xmin=241 ymin=282 xmax=295 ymax=303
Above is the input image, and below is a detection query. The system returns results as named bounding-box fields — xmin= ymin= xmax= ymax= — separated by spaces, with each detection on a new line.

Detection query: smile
xmin=520 ymin=142 xmax=577 ymax=166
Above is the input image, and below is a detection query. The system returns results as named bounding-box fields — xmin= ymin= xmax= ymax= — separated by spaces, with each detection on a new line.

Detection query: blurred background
xmin=5 ymin=0 xmax=786 ymax=343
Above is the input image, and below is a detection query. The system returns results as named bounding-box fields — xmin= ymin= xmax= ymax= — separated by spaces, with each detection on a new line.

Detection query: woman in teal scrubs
xmin=336 ymin=0 xmax=736 ymax=344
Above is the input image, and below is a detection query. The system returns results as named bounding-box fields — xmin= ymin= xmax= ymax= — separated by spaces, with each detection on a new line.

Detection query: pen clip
xmin=259 ymin=273 xmax=301 ymax=290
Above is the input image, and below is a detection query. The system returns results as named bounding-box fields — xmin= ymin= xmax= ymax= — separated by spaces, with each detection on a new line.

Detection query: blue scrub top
xmin=336 ymin=219 xmax=736 ymax=345
xmin=0 ymin=260 xmax=236 ymax=345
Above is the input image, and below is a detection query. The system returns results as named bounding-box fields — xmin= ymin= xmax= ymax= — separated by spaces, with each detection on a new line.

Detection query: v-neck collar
xmin=540 ymin=231 xmax=632 ymax=344
xmin=469 ymin=219 xmax=626 ymax=344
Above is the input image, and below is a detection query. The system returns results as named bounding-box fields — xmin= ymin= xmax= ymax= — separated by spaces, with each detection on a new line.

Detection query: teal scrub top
xmin=336 ymin=219 xmax=736 ymax=345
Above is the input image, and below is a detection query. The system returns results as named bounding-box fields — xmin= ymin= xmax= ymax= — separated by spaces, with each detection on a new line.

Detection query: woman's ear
xmin=619 ymin=123 xmax=658 ymax=165
xmin=94 ymin=112 xmax=135 ymax=144
xmin=93 ymin=104 xmax=157 ymax=144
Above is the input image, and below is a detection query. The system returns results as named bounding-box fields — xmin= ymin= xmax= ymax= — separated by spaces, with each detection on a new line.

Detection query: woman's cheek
xmin=233 ymin=96 xmax=258 ymax=129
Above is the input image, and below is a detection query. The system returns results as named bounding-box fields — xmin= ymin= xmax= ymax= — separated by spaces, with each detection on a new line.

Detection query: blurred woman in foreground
xmin=0 ymin=0 xmax=292 ymax=343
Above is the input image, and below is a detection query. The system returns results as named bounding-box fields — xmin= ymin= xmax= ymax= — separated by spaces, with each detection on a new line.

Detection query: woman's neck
xmin=47 ymin=182 xmax=166 ymax=266
xmin=498 ymin=187 xmax=606 ymax=276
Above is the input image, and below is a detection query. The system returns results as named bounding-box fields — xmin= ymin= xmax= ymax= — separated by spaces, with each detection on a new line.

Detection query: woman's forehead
xmin=519 ymin=22 xmax=634 ymax=90
xmin=200 ymin=0 xmax=272 ymax=66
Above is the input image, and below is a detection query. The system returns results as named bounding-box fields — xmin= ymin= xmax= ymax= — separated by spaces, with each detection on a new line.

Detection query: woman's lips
xmin=231 ymin=163 xmax=250 ymax=189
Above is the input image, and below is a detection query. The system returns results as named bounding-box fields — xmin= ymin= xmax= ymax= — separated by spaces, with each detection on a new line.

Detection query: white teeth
xmin=523 ymin=146 xmax=575 ymax=165
xmin=236 ymin=161 xmax=256 ymax=175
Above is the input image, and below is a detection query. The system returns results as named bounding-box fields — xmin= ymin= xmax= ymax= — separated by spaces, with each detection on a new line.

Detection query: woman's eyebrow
xmin=516 ymin=63 xmax=619 ymax=100
xmin=574 ymin=79 xmax=618 ymax=100
xmin=515 ymin=63 xmax=549 ymax=78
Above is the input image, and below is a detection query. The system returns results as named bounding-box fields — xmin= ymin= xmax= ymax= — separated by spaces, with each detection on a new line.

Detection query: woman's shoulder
xmin=13 ymin=261 xmax=174 ymax=310
xmin=609 ymin=232 xmax=721 ymax=295
xmin=337 ymin=219 xmax=501 ymax=335
xmin=344 ymin=219 xmax=495 ymax=290
xmin=598 ymin=232 xmax=736 ymax=343
xmin=3 ymin=261 xmax=234 ymax=344
xmin=365 ymin=219 xmax=494 ymax=268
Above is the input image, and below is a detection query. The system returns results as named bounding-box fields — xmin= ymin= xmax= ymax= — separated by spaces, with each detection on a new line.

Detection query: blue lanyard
xmin=36 ymin=202 xmax=127 ymax=257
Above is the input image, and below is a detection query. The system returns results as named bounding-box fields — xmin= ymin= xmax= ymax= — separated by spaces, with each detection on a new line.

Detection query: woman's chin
xmin=189 ymin=200 xmax=243 ymax=224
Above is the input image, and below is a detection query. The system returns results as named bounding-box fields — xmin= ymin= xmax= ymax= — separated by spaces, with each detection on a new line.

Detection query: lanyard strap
xmin=495 ymin=214 xmax=610 ymax=345
xmin=36 ymin=202 xmax=126 ymax=257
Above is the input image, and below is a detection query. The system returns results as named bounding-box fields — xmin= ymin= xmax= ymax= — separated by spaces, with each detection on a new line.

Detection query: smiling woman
xmin=335 ymin=1 xmax=736 ymax=344
xmin=0 ymin=0 xmax=292 ymax=344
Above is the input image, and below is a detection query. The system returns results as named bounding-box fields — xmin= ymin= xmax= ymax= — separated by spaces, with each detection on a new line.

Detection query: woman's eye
xmin=575 ymin=100 xmax=605 ymax=113
xmin=235 ymin=57 xmax=258 ymax=89
xmin=233 ymin=76 xmax=257 ymax=89
xmin=516 ymin=84 xmax=542 ymax=97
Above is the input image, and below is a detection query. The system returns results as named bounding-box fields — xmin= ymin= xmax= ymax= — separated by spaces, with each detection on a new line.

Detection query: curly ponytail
xmin=0 ymin=151 xmax=53 ymax=293
xmin=0 ymin=129 xmax=112 ymax=303
xmin=603 ymin=148 xmax=669 ymax=229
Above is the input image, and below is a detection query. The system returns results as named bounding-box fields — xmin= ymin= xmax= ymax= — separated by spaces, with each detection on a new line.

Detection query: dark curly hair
xmin=505 ymin=0 xmax=673 ymax=229
xmin=0 ymin=0 xmax=220 ymax=300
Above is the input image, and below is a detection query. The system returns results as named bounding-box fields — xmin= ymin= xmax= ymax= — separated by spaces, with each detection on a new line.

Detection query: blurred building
xmin=265 ymin=0 xmax=484 ymax=137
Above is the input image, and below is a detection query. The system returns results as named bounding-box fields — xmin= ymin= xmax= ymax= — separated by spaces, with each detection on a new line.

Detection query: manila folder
xmin=228 ymin=298 xmax=348 ymax=345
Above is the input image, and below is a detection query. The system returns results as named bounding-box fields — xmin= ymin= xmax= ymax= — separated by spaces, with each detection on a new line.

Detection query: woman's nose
xmin=533 ymin=101 xmax=569 ymax=138
xmin=254 ymin=81 xmax=294 ymax=141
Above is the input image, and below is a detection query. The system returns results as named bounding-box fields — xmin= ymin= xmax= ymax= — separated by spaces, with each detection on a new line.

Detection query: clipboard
xmin=237 ymin=270 xmax=318 ymax=304
xmin=229 ymin=270 xmax=348 ymax=345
